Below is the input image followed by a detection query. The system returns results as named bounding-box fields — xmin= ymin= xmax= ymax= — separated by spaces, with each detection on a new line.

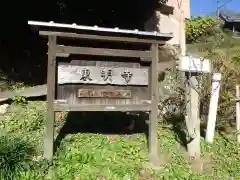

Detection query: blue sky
xmin=191 ymin=0 xmax=240 ymax=16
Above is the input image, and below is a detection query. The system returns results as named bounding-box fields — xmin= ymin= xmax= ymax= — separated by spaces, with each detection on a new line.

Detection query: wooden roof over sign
xmin=28 ymin=21 xmax=173 ymax=41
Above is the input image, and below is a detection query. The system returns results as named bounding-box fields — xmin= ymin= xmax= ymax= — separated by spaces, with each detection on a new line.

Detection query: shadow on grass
xmin=54 ymin=111 xmax=149 ymax=153
xmin=163 ymin=114 xmax=188 ymax=150
xmin=163 ymin=115 xmax=212 ymax=150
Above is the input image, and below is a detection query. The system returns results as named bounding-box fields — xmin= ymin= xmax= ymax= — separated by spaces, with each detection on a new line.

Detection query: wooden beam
xmin=54 ymin=103 xmax=151 ymax=112
xmin=47 ymin=52 xmax=70 ymax=57
xmin=148 ymin=43 xmax=160 ymax=167
xmin=39 ymin=31 xmax=167 ymax=44
xmin=44 ymin=36 xmax=57 ymax=160
xmin=0 ymin=85 xmax=47 ymax=102
xmin=56 ymin=45 xmax=152 ymax=59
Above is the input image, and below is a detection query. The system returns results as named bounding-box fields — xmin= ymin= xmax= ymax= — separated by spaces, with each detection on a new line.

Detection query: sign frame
xmin=28 ymin=20 xmax=174 ymax=167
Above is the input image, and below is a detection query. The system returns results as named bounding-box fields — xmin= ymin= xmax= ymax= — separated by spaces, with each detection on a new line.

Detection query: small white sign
xmin=178 ymin=56 xmax=212 ymax=73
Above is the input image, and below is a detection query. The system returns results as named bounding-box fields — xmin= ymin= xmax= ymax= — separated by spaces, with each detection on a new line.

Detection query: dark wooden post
xmin=148 ymin=43 xmax=160 ymax=166
xmin=44 ymin=35 xmax=57 ymax=160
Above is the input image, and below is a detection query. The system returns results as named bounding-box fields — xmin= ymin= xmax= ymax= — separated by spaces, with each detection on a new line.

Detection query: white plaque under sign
xmin=58 ymin=64 xmax=149 ymax=85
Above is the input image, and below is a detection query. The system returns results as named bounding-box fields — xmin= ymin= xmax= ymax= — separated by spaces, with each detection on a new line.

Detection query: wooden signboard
xmin=31 ymin=22 xmax=173 ymax=167
xmin=57 ymin=60 xmax=149 ymax=106
xmin=44 ymin=32 xmax=161 ymax=166
xmin=58 ymin=64 xmax=148 ymax=85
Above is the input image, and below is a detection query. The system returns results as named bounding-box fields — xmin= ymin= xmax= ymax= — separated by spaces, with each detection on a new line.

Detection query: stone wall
xmin=144 ymin=0 xmax=190 ymax=46
xmin=144 ymin=2 xmax=187 ymax=118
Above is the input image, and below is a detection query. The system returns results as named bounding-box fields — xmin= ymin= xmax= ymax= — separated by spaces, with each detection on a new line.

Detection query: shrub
xmin=0 ymin=134 xmax=35 ymax=180
xmin=186 ymin=16 xmax=223 ymax=43
xmin=186 ymin=17 xmax=240 ymax=129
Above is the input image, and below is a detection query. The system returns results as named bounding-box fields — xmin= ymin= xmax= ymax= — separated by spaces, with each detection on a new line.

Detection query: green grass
xmin=1 ymin=101 xmax=240 ymax=179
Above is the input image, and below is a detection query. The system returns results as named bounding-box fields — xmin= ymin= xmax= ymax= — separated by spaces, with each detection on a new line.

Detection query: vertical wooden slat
xmin=148 ymin=43 xmax=160 ymax=166
xmin=44 ymin=35 xmax=57 ymax=160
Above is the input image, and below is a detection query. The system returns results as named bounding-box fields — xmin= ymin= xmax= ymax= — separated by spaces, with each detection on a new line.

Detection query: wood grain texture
xmin=57 ymin=59 xmax=150 ymax=106
xmin=54 ymin=103 xmax=151 ymax=112
xmin=0 ymin=85 xmax=47 ymax=102
xmin=58 ymin=64 xmax=148 ymax=85
xmin=148 ymin=43 xmax=160 ymax=166
xmin=57 ymin=45 xmax=152 ymax=58
xmin=57 ymin=84 xmax=149 ymax=105
xmin=44 ymin=35 xmax=56 ymax=160
xmin=39 ymin=31 xmax=167 ymax=44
